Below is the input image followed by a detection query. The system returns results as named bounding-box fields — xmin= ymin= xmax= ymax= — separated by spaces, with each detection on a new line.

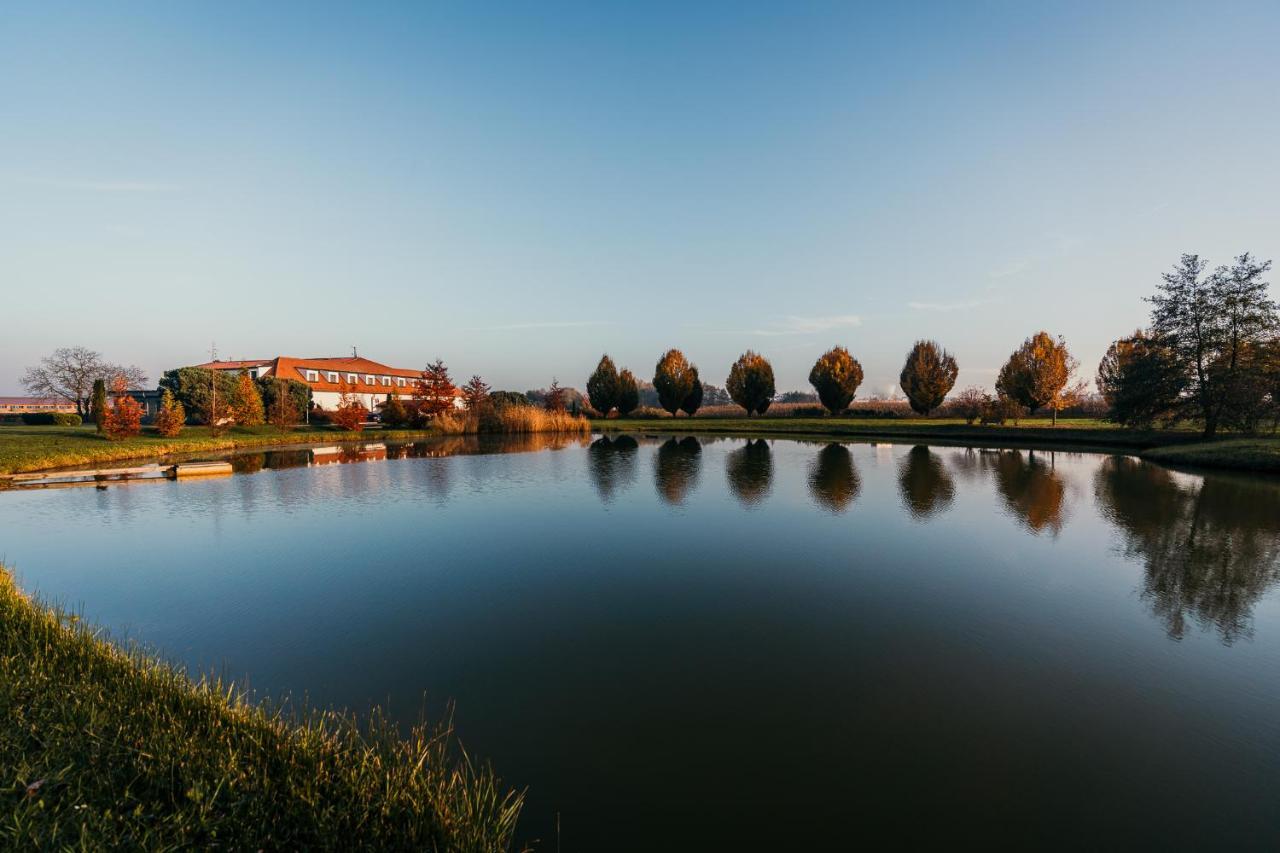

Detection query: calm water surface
xmin=4 ymin=435 xmax=1280 ymax=848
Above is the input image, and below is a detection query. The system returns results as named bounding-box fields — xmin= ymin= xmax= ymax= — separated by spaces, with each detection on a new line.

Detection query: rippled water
xmin=5 ymin=434 xmax=1280 ymax=848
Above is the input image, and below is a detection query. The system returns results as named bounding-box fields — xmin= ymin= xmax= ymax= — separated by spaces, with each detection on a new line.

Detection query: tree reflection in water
xmin=725 ymin=439 xmax=773 ymax=508
xmin=897 ymin=445 xmax=955 ymax=520
xmin=1095 ymin=456 xmax=1280 ymax=644
xmin=654 ymin=436 xmax=702 ymax=505
xmin=807 ymin=443 xmax=860 ymax=513
xmin=993 ymin=450 xmax=1068 ymax=536
xmin=587 ymin=435 xmax=639 ymax=503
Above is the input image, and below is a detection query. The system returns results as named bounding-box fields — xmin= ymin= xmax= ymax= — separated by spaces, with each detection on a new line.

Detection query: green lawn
xmin=599 ymin=416 xmax=1190 ymax=448
xmin=0 ymin=424 xmax=439 ymax=475
xmin=0 ymin=567 xmax=523 ymax=850
xmin=598 ymin=416 xmax=1280 ymax=475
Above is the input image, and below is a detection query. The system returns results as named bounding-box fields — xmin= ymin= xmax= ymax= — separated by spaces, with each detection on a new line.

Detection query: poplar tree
xmin=653 ymin=350 xmax=698 ymax=417
xmin=586 ymin=355 xmax=621 ymax=417
xmin=899 ymin=340 xmax=958 ymax=416
xmin=809 ymin=346 xmax=864 ymax=415
xmin=726 ymin=351 xmax=775 ymax=416
xmin=617 ymin=369 xmax=640 ymax=416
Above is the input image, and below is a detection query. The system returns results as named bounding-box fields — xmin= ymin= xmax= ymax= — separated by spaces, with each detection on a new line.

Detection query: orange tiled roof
xmin=193 ymin=355 xmax=460 ymax=397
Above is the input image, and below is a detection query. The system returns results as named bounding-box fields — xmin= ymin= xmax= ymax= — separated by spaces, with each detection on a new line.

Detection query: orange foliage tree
xmin=331 ymin=378 xmax=367 ymax=432
xmin=996 ymin=331 xmax=1079 ymax=425
xmin=103 ymin=378 xmax=143 ymax=440
xmin=231 ymin=369 xmax=265 ymax=427
xmin=414 ymin=359 xmax=457 ymax=419
xmin=153 ymin=389 xmax=186 ymax=437
xmin=461 ymin=375 xmax=492 ymax=411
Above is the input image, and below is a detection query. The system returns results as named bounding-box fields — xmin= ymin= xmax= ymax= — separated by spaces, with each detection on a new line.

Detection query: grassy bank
xmin=0 ymin=424 xmax=442 ymax=475
xmin=1140 ymin=438 xmax=1280 ymax=474
xmin=0 ymin=567 xmax=524 ymax=850
xmin=598 ymin=416 xmax=1193 ymax=449
xmin=598 ymin=416 xmax=1280 ymax=474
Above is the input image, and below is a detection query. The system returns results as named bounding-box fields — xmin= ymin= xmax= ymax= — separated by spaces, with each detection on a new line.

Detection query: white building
xmin=194 ymin=355 xmax=463 ymax=412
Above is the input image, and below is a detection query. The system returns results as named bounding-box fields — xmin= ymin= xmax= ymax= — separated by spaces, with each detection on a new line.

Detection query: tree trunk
xmin=1052 ymin=407 xmax=1057 ymax=426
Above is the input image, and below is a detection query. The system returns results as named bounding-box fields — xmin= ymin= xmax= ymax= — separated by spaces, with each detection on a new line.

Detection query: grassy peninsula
xmin=0 ymin=567 xmax=524 ymax=850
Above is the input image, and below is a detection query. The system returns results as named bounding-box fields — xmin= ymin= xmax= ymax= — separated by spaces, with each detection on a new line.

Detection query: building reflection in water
xmin=725 ymin=439 xmax=773 ymax=508
xmin=807 ymin=443 xmax=860 ymax=513
xmin=654 ymin=436 xmax=702 ymax=506
xmin=1094 ymin=456 xmax=1280 ymax=644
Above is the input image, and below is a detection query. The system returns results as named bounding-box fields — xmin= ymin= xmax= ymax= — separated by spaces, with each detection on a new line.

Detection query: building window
xmin=365 ymin=374 xmax=376 ymax=384
xmin=347 ymin=373 xmax=358 ymax=383
xmin=396 ymin=378 xmax=406 ymax=387
xmin=381 ymin=376 xmax=391 ymax=386
xmin=327 ymin=372 xmax=338 ymax=382
xmin=306 ymin=370 xmax=319 ymax=381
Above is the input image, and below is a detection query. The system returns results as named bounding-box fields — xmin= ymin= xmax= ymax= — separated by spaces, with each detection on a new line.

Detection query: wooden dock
xmin=1 ymin=460 xmax=234 ymax=489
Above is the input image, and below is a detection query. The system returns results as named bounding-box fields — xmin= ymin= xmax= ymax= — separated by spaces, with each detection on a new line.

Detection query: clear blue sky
xmin=2 ymin=1 xmax=1277 ymax=396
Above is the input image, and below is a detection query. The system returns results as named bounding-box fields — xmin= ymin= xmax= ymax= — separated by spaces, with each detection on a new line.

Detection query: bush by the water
xmin=0 ymin=567 xmax=523 ymax=850
xmin=19 ymin=412 xmax=82 ymax=426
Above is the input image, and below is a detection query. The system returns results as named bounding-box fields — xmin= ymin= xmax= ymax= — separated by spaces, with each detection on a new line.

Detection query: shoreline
xmin=595 ymin=417 xmax=1280 ymax=475
xmin=4 ymin=420 xmax=1278 ymax=478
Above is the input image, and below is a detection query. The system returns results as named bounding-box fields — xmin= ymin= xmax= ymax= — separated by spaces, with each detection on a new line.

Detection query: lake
xmin=4 ymin=434 xmax=1280 ymax=848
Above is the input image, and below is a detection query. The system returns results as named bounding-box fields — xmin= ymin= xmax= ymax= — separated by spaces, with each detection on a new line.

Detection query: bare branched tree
xmin=21 ymin=347 xmax=148 ymax=417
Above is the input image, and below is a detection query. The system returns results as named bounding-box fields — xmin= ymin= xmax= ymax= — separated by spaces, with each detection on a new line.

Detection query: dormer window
xmin=365 ymin=374 xmax=376 ymax=384
xmin=396 ymin=378 xmax=406 ymax=387
xmin=347 ymin=373 xmax=358 ymax=383
xmin=327 ymin=372 xmax=338 ymax=383
xmin=381 ymin=376 xmax=391 ymax=386
xmin=305 ymin=370 xmax=319 ymax=381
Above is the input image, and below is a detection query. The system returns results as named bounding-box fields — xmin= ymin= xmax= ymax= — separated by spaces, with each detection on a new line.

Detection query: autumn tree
xmin=585 ymin=355 xmax=621 ymax=417
xmin=266 ymin=380 xmax=300 ymax=432
xmin=995 ymin=332 xmax=1077 ymax=424
xmin=951 ymin=386 xmax=986 ymax=425
xmin=726 ymin=351 xmax=775 ymax=416
xmin=899 ymin=340 xmax=958 ymax=416
xmin=231 ymin=369 xmax=265 ymax=427
xmin=90 ymin=379 xmax=109 ymax=433
xmin=102 ymin=378 xmax=143 ymax=440
xmin=1149 ymin=252 xmax=1277 ymax=437
xmin=1096 ymin=330 xmax=1185 ymax=429
xmin=461 ymin=375 xmax=492 ymax=411
xmin=809 ymin=346 xmax=864 ymax=415
xmin=153 ymin=389 xmax=186 ymax=437
xmin=617 ymin=369 xmax=640 ymax=416
xmin=414 ymin=359 xmax=457 ymax=419
xmin=331 ymin=378 xmax=367 ymax=431
xmin=653 ymin=349 xmax=699 ymax=417
xmin=22 ymin=347 xmax=147 ymax=417
xmin=544 ymin=379 xmax=566 ymax=412
xmin=681 ymin=369 xmax=703 ymax=417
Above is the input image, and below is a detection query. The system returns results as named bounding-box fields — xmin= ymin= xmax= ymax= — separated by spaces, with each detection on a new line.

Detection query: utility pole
xmin=209 ymin=342 xmax=218 ymax=428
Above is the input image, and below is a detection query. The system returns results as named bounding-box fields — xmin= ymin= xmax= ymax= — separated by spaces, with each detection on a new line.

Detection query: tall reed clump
xmin=433 ymin=404 xmax=591 ymax=436
xmin=0 ymin=567 xmax=524 ymax=851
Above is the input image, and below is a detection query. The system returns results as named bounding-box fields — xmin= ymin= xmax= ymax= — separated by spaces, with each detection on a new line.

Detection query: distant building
xmin=191 ymin=355 xmax=462 ymax=412
xmin=0 ymin=396 xmax=78 ymax=415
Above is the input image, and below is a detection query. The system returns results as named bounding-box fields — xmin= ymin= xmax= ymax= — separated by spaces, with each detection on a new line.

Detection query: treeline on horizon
xmin=580 ymin=252 xmax=1279 ymax=438
xmin=18 ymin=252 xmax=1278 ymax=441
